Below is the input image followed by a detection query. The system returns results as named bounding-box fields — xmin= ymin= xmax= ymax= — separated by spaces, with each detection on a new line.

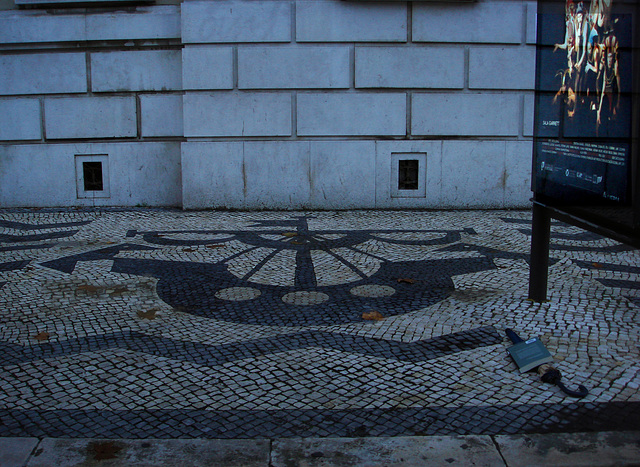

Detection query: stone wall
xmin=0 ymin=0 xmax=537 ymax=209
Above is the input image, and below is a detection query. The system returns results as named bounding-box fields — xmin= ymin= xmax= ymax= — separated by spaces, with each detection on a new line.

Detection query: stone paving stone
xmin=272 ymin=435 xmax=505 ymax=466
xmin=27 ymin=438 xmax=270 ymax=467
xmin=1 ymin=209 xmax=639 ymax=439
xmin=0 ymin=437 xmax=39 ymax=467
xmin=495 ymin=431 xmax=640 ymax=467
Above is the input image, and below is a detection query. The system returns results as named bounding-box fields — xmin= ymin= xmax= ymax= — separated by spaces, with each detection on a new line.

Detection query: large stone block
xmin=181 ymin=142 xmax=244 ymax=209
xmin=238 ymin=46 xmax=350 ymax=89
xmin=91 ymin=50 xmax=182 ymax=92
xmin=0 ymin=144 xmax=75 ymax=207
xmin=496 ymin=431 xmax=640 ymax=467
xmin=107 ymin=142 xmax=182 ymax=207
xmin=355 ymin=46 xmax=464 ymax=89
xmin=272 ymin=436 xmax=505 ymax=467
xmin=505 ymin=140 xmax=533 ymax=207
xmin=297 ymin=0 xmax=407 ymax=42
xmin=440 ymin=141 xmax=507 ymax=208
xmin=182 ymin=0 xmax=291 ymax=43
xmin=182 ymin=141 xmax=377 ymax=209
xmin=0 ymin=7 xmax=179 ymax=44
xmin=297 ymin=93 xmax=406 ymax=136
xmin=242 ymin=141 xmax=312 ymax=209
xmin=140 ymin=95 xmax=183 ymax=137
xmin=44 ymin=96 xmax=137 ymax=139
xmin=86 ymin=6 xmax=181 ymax=41
xmin=0 ymin=11 xmax=86 ymax=43
xmin=469 ymin=46 xmax=536 ymax=90
xmin=0 ymin=143 xmax=181 ymax=207
xmin=0 ymin=438 xmax=39 ymax=467
xmin=0 ymin=98 xmax=41 ymax=141
xmin=182 ymin=46 xmax=234 ymax=90
xmin=523 ymin=92 xmax=534 ymax=137
xmin=411 ymin=93 xmax=520 ymax=137
xmin=413 ymin=1 xmax=524 ymax=44
xmin=27 ymin=439 xmax=270 ymax=467
xmin=0 ymin=53 xmax=87 ymax=96
xmin=182 ymin=141 xmax=312 ymax=209
xmin=183 ymin=93 xmax=292 ymax=137
xmin=526 ymin=1 xmax=538 ymax=45
xmin=309 ymin=141 xmax=376 ymax=208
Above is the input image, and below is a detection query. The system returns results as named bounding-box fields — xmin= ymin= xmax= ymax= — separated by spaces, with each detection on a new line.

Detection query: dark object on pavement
xmin=537 ymin=364 xmax=589 ymax=398
xmin=505 ymin=328 xmax=589 ymax=398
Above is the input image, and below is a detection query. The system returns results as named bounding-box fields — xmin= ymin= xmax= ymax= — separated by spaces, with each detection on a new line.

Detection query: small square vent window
xmin=82 ymin=162 xmax=104 ymax=191
xmin=398 ymin=160 xmax=419 ymax=190
xmin=75 ymin=155 xmax=110 ymax=199
xmin=391 ymin=153 xmax=427 ymax=199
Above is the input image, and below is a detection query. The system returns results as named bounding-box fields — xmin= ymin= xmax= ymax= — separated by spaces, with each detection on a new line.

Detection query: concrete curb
xmin=2 ymin=431 xmax=639 ymax=466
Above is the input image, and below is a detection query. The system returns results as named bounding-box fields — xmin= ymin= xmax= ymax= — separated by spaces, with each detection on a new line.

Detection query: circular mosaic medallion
xmin=215 ymin=287 xmax=262 ymax=301
xmin=282 ymin=291 xmax=330 ymax=306
xmin=350 ymin=285 xmax=396 ymax=298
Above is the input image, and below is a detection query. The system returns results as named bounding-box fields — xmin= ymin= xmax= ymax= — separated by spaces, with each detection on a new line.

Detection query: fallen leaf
xmin=592 ymin=262 xmax=603 ymax=268
xmin=34 ymin=331 xmax=50 ymax=342
xmin=183 ymin=248 xmax=195 ymax=252
xmin=397 ymin=278 xmax=416 ymax=284
xmin=282 ymin=232 xmax=297 ymax=237
xmin=290 ymin=240 xmax=304 ymax=245
xmin=137 ymin=309 xmax=158 ymax=320
xmin=362 ymin=311 xmax=385 ymax=321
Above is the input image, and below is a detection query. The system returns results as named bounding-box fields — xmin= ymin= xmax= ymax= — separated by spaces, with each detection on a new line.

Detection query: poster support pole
xmin=528 ymin=202 xmax=551 ymax=302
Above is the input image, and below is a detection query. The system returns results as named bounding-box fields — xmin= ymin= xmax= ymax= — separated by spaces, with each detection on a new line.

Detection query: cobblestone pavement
xmin=1 ymin=209 xmax=639 ymax=439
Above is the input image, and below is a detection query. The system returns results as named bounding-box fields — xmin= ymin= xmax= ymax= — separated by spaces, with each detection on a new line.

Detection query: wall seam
xmin=39 ymin=96 xmax=46 ymax=142
xmin=85 ymin=51 xmax=92 ymax=95
xmin=407 ymin=1 xmax=412 ymax=44
xmin=292 ymin=91 xmax=298 ymax=139
xmin=136 ymin=93 xmax=142 ymax=140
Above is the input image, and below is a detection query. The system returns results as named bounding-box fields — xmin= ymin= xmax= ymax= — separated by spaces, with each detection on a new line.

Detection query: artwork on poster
xmin=535 ymin=0 xmax=634 ymax=203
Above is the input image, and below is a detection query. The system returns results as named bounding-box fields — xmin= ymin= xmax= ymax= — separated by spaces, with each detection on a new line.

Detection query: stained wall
xmin=0 ymin=0 xmax=537 ymax=209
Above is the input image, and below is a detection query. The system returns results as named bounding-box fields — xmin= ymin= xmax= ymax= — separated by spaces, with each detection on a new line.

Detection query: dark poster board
xmin=533 ymin=0 xmax=639 ymax=236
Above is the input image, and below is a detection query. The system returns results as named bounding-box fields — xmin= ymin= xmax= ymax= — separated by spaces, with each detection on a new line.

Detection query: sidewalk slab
xmin=0 ymin=438 xmax=39 ymax=467
xmin=271 ymin=435 xmax=505 ymax=466
xmin=26 ymin=438 xmax=270 ymax=467
xmin=495 ymin=431 xmax=640 ymax=467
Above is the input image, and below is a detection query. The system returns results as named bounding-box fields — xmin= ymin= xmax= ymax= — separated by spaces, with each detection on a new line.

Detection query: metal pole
xmin=528 ymin=203 xmax=551 ymax=302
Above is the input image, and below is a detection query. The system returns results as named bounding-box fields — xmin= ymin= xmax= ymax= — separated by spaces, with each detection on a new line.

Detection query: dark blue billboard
xmin=533 ymin=0 xmax=636 ymax=206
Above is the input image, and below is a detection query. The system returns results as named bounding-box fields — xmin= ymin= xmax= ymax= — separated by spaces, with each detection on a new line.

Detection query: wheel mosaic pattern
xmin=0 ymin=209 xmax=639 ymax=438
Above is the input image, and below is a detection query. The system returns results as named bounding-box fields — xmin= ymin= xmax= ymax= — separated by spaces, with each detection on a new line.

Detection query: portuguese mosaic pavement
xmin=0 ymin=209 xmax=639 ymax=439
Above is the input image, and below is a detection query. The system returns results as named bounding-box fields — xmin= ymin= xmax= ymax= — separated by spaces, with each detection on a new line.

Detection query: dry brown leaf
xmin=34 ymin=331 xmax=50 ymax=342
xmin=592 ymin=262 xmax=603 ymax=268
xmin=183 ymin=248 xmax=195 ymax=252
xmin=397 ymin=278 xmax=416 ymax=284
xmin=362 ymin=311 xmax=385 ymax=321
xmin=137 ymin=308 xmax=158 ymax=320
xmin=282 ymin=232 xmax=297 ymax=237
